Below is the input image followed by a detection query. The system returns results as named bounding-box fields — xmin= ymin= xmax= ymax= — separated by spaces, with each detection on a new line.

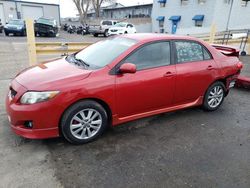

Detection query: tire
xmin=22 ymin=30 xmax=26 ymax=36
xmin=5 ymin=32 xmax=9 ymax=36
xmin=241 ymin=51 xmax=247 ymax=56
xmin=61 ymin=100 xmax=108 ymax=144
xmin=93 ymin=33 xmax=98 ymax=37
xmin=124 ymin=31 xmax=128 ymax=34
xmin=203 ymin=81 xmax=226 ymax=111
xmin=104 ymin=30 xmax=108 ymax=37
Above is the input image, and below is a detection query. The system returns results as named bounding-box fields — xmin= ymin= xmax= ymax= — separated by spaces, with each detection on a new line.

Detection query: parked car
xmin=89 ymin=20 xmax=117 ymax=37
xmin=0 ymin=19 xmax=3 ymax=33
xmin=35 ymin=17 xmax=58 ymax=37
xmin=6 ymin=34 xmax=243 ymax=144
xmin=4 ymin=19 xmax=26 ymax=36
xmin=108 ymin=22 xmax=136 ymax=36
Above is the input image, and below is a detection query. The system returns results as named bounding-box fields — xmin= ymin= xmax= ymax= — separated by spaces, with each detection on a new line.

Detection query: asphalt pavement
xmin=0 ymin=32 xmax=249 ymax=188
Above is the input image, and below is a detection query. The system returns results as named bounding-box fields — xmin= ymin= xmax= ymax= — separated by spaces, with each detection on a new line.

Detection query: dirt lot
xmin=0 ymin=32 xmax=250 ymax=188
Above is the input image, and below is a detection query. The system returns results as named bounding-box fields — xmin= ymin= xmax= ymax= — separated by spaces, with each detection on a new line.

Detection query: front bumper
xmin=108 ymin=31 xmax=124 ymax=36
xmin=5 ymin=80 xmax=61 ymax=139
xmin=4 ymin=28 xmax=23 ymax=34
xmin=89 ymin=29 xmax=105 ymax=34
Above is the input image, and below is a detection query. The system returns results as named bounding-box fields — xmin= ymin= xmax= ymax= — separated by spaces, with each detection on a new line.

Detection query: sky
xmin=22 ymin=0 xmax=153 ymax=18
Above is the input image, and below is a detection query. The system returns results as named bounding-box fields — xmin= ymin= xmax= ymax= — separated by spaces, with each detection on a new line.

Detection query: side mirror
xmin=119 ymin=63 xmax=136 ymax=74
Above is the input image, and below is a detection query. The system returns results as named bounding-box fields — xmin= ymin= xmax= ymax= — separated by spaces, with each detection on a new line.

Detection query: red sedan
xmin=6 ymin=34 xmax=243 ymax=144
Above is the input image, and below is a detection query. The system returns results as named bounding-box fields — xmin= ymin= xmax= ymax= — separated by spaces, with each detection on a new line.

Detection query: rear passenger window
xmin=203 ymin=48 xmax=212 ymax=60
xmin=125 ymin=42 xmax=171 ymax=70
xmin=175 ymin=41 xmax=211 ymax=63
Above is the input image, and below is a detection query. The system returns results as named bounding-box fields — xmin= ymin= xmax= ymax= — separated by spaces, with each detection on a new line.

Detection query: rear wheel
xmin=203 ymin=81 xmax=226 ymax=111
xmin=61 ymin=100 xmax=108 ymax=144
xmin=93 ymin=33 xmax=98 ymax=37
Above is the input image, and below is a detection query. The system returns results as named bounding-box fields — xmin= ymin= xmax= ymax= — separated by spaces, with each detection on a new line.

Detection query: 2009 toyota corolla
xmin=6 ymin=34 xmax=243 ymax=144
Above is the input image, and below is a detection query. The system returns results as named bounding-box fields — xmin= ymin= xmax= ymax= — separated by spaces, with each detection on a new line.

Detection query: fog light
xmin=24 ymin=121 xmax=33 ymax=129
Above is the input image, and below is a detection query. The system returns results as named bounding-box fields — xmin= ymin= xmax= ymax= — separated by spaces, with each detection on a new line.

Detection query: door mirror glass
xmin=119 ymin=63 xmax=136 ymax=74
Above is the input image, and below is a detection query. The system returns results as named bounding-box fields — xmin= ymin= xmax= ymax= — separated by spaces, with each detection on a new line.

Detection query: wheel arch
xmin=204 ymin=78 xmax=227 ymax=100
xmin=59 ymin=98 xmax=113 ymax=136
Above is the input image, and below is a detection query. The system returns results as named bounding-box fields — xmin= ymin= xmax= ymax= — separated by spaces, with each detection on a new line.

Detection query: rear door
xmin=173 ymin=40 xmax=217 ymax=105
xmin=115 ymin=41 xmax=176 ymax=118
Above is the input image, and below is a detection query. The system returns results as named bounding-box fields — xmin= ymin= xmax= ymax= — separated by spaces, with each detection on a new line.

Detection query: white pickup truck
xmin=89 ymin=20 xmax=117 ymax=37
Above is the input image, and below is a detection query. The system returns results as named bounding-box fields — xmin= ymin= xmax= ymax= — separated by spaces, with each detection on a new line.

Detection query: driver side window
xmin=124 ymin=42 xmax=171 ymax=71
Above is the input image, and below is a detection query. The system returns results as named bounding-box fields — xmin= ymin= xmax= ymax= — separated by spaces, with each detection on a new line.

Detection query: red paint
xmin=236 ymin=76 xmax=250 ymax=89
xmin=5 ymin=34 xmax=243 ymax=139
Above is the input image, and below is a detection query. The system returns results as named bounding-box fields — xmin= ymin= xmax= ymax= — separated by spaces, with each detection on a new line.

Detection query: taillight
xmin=237 ymin=62 xmax=243 ymax=69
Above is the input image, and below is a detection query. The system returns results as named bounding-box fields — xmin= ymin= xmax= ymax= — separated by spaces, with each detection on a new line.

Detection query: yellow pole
xmin=209 ymin=23 xmax=217 ymax=44
xmin=25 ymin=19 xmax=37 ymax=66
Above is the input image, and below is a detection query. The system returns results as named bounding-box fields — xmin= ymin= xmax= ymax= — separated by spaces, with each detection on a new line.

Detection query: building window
xmin=156 ymin=16 xmax=165 ymax=27
xmin=195 ymin=20 xmax=203 ymax=27
xmin=241 ymin=0 xmax=249 ymax=7
xmin=192 ymin=15 xmax=204 ymax=27
xmin=158 ymin=0 xmax=167 ymax=7
xmin=181 ymin=0 xmax=189 ymax=5
xmin=198 ymin=0 xmax=206 ymax=4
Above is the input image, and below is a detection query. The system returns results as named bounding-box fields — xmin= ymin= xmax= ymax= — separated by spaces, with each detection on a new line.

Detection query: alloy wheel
xmin=70 ymin=108 xmax=102 ymax=140
xmin=207 ymin=85 xmax=224 ymax=108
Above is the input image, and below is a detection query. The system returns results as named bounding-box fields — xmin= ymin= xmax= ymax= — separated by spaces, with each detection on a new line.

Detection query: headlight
xmin=4 ymin=25 xmax=8 ymax=29
xmin=20 ymin=91 xmax=59 ymax=104
xmin=17 ymin=26 xmax=23 ymax=30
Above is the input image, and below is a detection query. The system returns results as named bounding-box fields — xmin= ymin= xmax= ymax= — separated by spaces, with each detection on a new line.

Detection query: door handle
xmin=207 ymin=65 xmax=214 ymax=70
xmin=163 ymin=71 xmax=175 ymax=77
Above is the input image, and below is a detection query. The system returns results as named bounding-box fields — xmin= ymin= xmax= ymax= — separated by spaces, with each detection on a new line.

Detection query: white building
xmin=0 ymin=0 xmax=60 ymax=25
xmin=152 ymin=0 xmax=250 ymax=35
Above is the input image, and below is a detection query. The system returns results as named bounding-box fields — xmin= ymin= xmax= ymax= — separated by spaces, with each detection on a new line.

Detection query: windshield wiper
xmin=66 ymin=54 xmax=90 ymax=68
xmin=74 ymin=55 xmax=90 ymax=67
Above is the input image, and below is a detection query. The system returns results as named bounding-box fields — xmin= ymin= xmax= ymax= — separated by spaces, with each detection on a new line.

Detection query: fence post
xmin=209 ymin=23 xmax=217 ymax=44
xmin=25 ymin=19 xmax=37 ymax=66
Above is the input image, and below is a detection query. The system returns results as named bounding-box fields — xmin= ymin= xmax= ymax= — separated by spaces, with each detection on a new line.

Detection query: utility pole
xmin=226 ymin=0 xmax=234 ymax=31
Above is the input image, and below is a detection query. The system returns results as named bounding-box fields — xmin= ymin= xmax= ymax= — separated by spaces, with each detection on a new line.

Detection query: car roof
xmin=122 ymin=33 xmax=202 ymax=43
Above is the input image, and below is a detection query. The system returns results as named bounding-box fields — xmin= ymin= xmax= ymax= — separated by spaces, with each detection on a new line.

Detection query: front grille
xmin=111 ymin=29 xmax=118 ymax=32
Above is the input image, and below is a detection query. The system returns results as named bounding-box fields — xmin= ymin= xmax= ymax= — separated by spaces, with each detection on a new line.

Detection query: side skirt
xmin=112 ymin=96 xmax=204 ymax=126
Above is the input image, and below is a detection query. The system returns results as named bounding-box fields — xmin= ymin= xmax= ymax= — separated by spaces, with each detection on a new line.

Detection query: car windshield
xmin=114 ymin=23 xmax=127 ymax=27
xmin=102 ymin=21 xmax=112 ymax=25
xmin=9 ymin=20 xmax=24 ymax=25
xmin=37 ymin=18 xmax=55 ymax=25
xmin=74 ymin=37 xmax=137 ymax=69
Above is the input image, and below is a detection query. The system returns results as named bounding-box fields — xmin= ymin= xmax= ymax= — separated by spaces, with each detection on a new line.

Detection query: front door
xmin=115 ymin=41 xmax=176 ymax=118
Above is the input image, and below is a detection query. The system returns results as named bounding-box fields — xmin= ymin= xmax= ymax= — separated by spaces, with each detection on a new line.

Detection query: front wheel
xmin=61 ymin=100 xmax=108 ymax=144
xmin=203 ymin=81 xmax=226 ymax=111
xmin=104 ymin=30 xmax=108 ymax=37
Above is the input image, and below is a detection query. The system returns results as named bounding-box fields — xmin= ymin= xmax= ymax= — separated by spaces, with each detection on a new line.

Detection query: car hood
xmin=15 ymin=58 xmax=92 ymax=90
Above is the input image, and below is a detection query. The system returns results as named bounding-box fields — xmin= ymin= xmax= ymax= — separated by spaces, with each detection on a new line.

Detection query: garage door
xmin=22 ymin=5 xmax=44 ymax=21
xmin=0 ymin=4 xmax=5 ymax=24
